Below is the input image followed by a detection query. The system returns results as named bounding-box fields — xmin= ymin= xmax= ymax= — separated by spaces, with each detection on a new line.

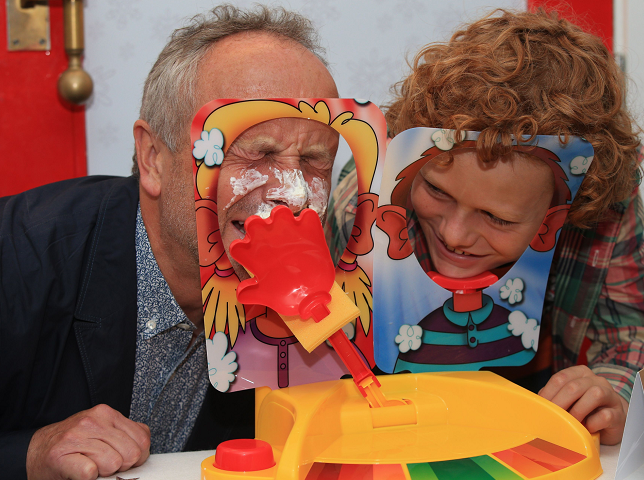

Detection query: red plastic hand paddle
xmin=229 ymin=206 xmax=335 ymax=322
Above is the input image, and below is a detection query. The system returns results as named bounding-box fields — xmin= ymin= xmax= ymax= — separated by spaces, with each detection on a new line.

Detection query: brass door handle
xmin=8 ymin=0 xmax=93 ymax=104
xmin=58 ymin=0 xmax=93 ymax=104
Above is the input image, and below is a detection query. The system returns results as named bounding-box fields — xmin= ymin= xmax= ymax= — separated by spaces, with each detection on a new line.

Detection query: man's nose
xmin=263 ymin=168 xmax=309 ymax=215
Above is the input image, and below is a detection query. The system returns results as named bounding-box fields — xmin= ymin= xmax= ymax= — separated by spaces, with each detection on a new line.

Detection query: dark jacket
xmin=0 ymin=176 xmax=253 ymax=479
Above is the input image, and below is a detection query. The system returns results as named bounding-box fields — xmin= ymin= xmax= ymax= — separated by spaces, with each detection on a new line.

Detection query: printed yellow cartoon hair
xmin=385 ymin=8 xmax=641 ymax=228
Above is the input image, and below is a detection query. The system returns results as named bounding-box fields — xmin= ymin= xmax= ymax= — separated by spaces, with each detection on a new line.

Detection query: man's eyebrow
xmin=301 ymin=144 xmax=336 ymax=161
xmin=231 ymin=135 xmax=279 ymax=152
xmin=232 ymin=134 xmax=336 ymax=162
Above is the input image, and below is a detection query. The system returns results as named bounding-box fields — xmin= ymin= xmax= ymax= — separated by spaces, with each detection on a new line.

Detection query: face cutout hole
xmin=405 ymin=147 xmax=562 ymax=281
xmin=212 ymin=117 xmax=358 ymax=275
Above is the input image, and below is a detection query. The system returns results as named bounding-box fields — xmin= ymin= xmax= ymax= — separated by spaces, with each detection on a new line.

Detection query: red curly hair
xmin=385 ymin=9 xmax=641 ymax=228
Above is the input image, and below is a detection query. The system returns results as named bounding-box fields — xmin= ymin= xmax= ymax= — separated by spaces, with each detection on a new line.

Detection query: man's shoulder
xmin=1 ymin=175 xmax=137 ymax=216
xmin=0 ymin=176 xmax=139 ymax=233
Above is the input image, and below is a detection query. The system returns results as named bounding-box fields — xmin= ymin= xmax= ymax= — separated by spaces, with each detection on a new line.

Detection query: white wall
xmin=614 ymin=0 xmax=644 ymax=203
xmin=84 ymin=0 xmax=525 ymax=184
xmin=620 ymin=1 xmax=644 ymax=130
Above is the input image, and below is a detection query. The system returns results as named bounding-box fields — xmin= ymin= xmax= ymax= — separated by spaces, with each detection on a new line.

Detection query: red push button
xmin=214 ymin=439 xmax=276 ymax=472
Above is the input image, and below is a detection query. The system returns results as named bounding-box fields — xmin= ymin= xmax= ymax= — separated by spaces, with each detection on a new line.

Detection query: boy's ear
xmin=530 ymin=205 xmax=570 ymax=252
xmin=134 ymin=119 xmax=165 ymax=198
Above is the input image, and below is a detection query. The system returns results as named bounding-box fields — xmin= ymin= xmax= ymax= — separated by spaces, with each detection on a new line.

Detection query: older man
xmin=0 ymin=5 xmax=338 ymax=479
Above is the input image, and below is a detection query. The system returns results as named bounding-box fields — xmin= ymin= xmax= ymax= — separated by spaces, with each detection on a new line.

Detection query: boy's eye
xmin=425 ymin=180 xmax=448 ymax=197
xmin=484 ymin=211 xmax=514 ymax=227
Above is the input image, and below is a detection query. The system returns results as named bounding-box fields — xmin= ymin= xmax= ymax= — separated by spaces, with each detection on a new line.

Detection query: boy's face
xmin=410 ymin=149 xmax=554 ymax=279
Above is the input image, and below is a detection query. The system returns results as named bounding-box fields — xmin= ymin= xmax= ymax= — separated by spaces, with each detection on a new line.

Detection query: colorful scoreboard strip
xmin=492 ymin=438 xmax=586 ymax=478
xmin=408 ymin=456 xmax=522 ymax=479
xmin=305 ymin=462 xmax=407 ymax=479
xmin=305 ymin=438 xmax=585 ymax=480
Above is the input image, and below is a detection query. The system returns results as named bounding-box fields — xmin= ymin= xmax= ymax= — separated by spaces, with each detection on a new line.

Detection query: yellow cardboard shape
xmin=279 ymin=281 xmax=359 ymax=353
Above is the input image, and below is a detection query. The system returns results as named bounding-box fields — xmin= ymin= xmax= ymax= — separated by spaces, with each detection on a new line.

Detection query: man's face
xmin=410 ymin=149 xmax=554 ymax=279
xmin=217 ymin=118 xmax=339 ymax=264
xmin=159 ymin=31 xmax=338 ymax=273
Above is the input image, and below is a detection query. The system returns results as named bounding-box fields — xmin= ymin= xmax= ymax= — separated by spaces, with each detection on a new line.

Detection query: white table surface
xmin=100 ymin=444 xmax=621 ymax=480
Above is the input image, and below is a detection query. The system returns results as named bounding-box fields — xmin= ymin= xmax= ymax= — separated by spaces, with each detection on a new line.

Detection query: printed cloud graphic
xmin=395 ymin=324 xmax=422 ymax=353
xmin=431 ymin=129 xmax=465 ymax=151
xmin=499 ymin=278 xmax=524 ymax=305
xmin=193 ymin=128 xmax=225 ymax=167
xmin=507 ymin=310 xmax=540 ymax=351
xmin=570 ymin=155 xmax=593 ymax=175
xmin=206 ymin=331 xmax=238 ymax=392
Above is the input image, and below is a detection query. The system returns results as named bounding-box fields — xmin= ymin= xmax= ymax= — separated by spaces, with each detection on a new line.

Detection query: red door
xmin=528 ymin=0 xmax=613 ymax=51
xmin=0 ymin=0 xmax=86 ymax=197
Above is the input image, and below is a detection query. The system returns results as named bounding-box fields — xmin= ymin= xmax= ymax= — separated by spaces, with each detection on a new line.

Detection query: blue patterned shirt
xmin=129 ymin=206 xmax=209 ymax=453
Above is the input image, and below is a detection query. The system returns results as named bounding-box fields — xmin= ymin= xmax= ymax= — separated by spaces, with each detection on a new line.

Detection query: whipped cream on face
xmin=226 ymin=169 xmax=269 ymax=209
xmin=237 ymin=168 xmax=329 ymax=223
xmin=305 ymin=177 xmax=329 ymax=219
xmin=266 ymin=168 xmax=308 ymax=211
xmin=255 ymin=202 xmax=275 ymax=219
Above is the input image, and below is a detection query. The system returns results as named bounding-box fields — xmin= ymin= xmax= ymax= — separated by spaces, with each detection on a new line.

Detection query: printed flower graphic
xmin=499 ymin=278 xmax=524 ymax=305
xmin=395 ymin=324 xmax=422 ymax=353
xmin=507 ymin=310 xmax=540 ymax=351
xmin=431 ymin=129 xmax=465 ymax=151
xmin=193 ymin=128 xmax=224 ymax=167
xmin=570 ymin=155 xmax=593 ymax=175
xmin=206 ymin=331 xmax=238 ymax=392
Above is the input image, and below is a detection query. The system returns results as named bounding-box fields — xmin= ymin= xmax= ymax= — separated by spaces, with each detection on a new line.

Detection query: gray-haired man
xmin=0 ymin=5 xmax=338 ymax=479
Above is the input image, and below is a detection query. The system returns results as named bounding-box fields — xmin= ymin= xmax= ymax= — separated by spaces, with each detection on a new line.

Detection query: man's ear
xmin=134 ymin=119 xmax=165 ymax=198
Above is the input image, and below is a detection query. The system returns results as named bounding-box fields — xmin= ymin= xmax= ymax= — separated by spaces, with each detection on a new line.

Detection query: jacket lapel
xmin=74 ymin=176 xmax=139 ymax=417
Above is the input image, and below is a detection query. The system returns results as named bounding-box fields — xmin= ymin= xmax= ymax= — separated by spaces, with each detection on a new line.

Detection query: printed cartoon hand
xmin=229 ymin=206 xmax=336 ymax=321
xmin=26 ymin=404 xmax=150 ymax=480
xmin=206 ymin=332 xmax=238 ymax=392
xmin=336 ymin=264 xmax=373 ymax=336
xmin=539 ymin=365 xmax=628 ymax=445
xmin=395 ymin=324 xmax=422 ymax=353
xmin=195 ymin=199 xmax=225 ymax=267
xmin=202 ymin=269 xmax=246 ymax=347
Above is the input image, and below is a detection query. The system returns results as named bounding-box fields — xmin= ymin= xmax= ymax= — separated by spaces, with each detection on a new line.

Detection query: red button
xmin=215 ymin=439 xmax=275 ymax=472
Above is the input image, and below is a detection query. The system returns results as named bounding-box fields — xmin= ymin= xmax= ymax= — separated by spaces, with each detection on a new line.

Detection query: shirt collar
xmin=442 ymin=294 xmax=493 ymax=327
xmin=135 ymin=205 xmax=194 ymax=339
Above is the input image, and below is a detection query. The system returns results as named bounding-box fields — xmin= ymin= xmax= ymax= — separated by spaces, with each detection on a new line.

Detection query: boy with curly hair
xmin=330 ymin=8 xmax=643 ymax=445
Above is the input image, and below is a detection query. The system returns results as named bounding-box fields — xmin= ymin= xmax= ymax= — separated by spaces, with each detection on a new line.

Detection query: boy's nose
xmin=439 ymin=210 xmax=477 ymax=250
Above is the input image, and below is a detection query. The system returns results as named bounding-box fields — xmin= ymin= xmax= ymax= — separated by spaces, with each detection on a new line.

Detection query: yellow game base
xmin=202 ymin=372 xmax=602 ymax=480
